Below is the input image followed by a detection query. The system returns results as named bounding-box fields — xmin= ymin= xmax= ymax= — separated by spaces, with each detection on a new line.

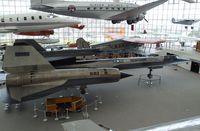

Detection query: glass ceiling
xmin=0 ymin=0 xmax=200 ymax=44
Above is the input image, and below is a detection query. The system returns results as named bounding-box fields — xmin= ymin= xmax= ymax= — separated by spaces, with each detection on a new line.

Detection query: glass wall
xmin=0 ymin=0 xmax=200 ymax=43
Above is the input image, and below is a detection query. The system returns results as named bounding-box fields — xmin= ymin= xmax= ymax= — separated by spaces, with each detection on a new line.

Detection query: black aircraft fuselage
xmin=13 ymin=39 xmax=101 ymax=67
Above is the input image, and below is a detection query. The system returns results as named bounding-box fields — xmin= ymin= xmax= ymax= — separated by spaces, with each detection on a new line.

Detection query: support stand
xmin=98 ymin=96 xmax=103 ymax=104
xmin=138 ymin=67 xmax=161 ymax=87
xmin=55 ymin=111 xmax=59 ymax=121
xmin=65 ymin=108 xmax=70 ymax=119
xmin=33 ymin=103 xmax=38 ymax=118
xmin=147 ymin=68 xmax=153 ymax=87
xmin=94 ymin=99 xmax=98 ymax=111
xmin=83 ymin=105 xmax=89 ymax=119
xmin=43 ymin=111 xmax=47 ymax=122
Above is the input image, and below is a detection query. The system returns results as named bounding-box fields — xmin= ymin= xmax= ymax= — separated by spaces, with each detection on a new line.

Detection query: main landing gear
xmin=147 ymin=67 xmax=153 ymax=80
xmin=138 ymin=67 xmax=161 ymax=87
xmin=80 ymin=85 xmax=88 ymax=95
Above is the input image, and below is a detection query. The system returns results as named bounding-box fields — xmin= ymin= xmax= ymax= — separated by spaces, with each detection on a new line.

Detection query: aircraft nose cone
xmin=120 ymin=72 xmax=133 ymax=79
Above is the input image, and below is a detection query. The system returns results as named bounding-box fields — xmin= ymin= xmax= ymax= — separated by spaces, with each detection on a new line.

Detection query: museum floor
xmin=0 ymin=66 xmax=200 ymax=131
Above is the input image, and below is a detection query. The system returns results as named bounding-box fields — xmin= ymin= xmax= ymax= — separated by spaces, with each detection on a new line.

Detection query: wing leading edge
xmin=109 ymin=0 xmax=168 ymax=20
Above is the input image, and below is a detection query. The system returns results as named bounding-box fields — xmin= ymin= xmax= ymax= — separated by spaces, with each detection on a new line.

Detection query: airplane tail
xmin=2 ymin=46 xmax=54 ymax=74
xmin=76 ymin=38 xmax=90 ymax=49
xmin=171 ymin=18 xmax=176 ymax=23
xmin=13 ymin=39 xmax=45 ymax=52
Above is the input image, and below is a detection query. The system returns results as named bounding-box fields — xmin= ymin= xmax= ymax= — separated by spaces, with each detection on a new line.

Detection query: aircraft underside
xmin=43 ymin=9 xmax=142 ymax=24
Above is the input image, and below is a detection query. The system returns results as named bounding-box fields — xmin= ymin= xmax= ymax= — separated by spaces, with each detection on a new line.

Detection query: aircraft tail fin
xmin=13 ymin=39 xmax=45 ymax=52
xmin=172 ymin=18 xmax=176 ymax=23
xmin=2 ymin=46 xmax=54 ymax=74
xmin=76 ymin=38 xmax=90 ymax=49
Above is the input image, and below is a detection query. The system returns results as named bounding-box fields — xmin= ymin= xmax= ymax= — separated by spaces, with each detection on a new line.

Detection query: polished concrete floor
xmin=0 ymin=66 xmax=200 ymax=131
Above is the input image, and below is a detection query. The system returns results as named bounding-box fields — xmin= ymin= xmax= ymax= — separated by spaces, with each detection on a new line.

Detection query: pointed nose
xmin=120 ymin=72 xmax=133 ymax=79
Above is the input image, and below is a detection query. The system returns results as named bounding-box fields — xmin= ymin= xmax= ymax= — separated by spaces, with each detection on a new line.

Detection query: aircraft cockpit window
xmin=31 ymin=16 xmax=35 ymax=20
xmin=39 ymin=16 xmax=42 ymax=20
xmin=1 ymin=18 xmax=5 ymax=23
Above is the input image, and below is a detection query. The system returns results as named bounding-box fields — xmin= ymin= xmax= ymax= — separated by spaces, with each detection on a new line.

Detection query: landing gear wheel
xmin=127 ymin=20 xmax=133 ymax=25
xmin=80 ymin=85 xmax=87 ymax=95
xmin=80 ymin=89 xmax=86 ymax=94
xmin=147 ymin=68 xmax=153 ymax=79
xmin=112 ymin=20 xmax=117 ymax=24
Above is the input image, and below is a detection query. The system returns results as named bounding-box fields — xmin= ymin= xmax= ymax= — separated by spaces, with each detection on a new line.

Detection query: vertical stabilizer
xmin=171 ymin=18 xmax=176 ymax=23
xmin=2 ymin=46 xmax=54 ymax=74
xmin=76 ymin=38 xmax=90 ymax=49
xmin=14 ymin=39 xmax=45 ymax=52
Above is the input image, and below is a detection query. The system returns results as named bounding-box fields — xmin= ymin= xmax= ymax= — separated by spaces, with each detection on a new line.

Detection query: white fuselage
xmin=36 ymin=2 xmax=139 ymax=20
xmin=31 ymin=0 xmax=168 ymax=25
xmin=173 ymin=20 xmax=197 ymax=25
xmin=0 ymin=12 xmax=80 ymax=33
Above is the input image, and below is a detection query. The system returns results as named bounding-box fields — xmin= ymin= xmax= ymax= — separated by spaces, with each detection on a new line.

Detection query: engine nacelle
xmin=136 ymin=14 xmax=145 ymax=22
xmin=127 ymin=13 xmax=145 ymax=25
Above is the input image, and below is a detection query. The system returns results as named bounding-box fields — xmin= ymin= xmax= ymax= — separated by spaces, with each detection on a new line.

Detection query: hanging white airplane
xmin=0 ymin=12 xmax=85 ymax=36
xmin=172 ymin=18 xmax=200 ymax=29
xmin=30 ymin=0 xmax=168 ymax=25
